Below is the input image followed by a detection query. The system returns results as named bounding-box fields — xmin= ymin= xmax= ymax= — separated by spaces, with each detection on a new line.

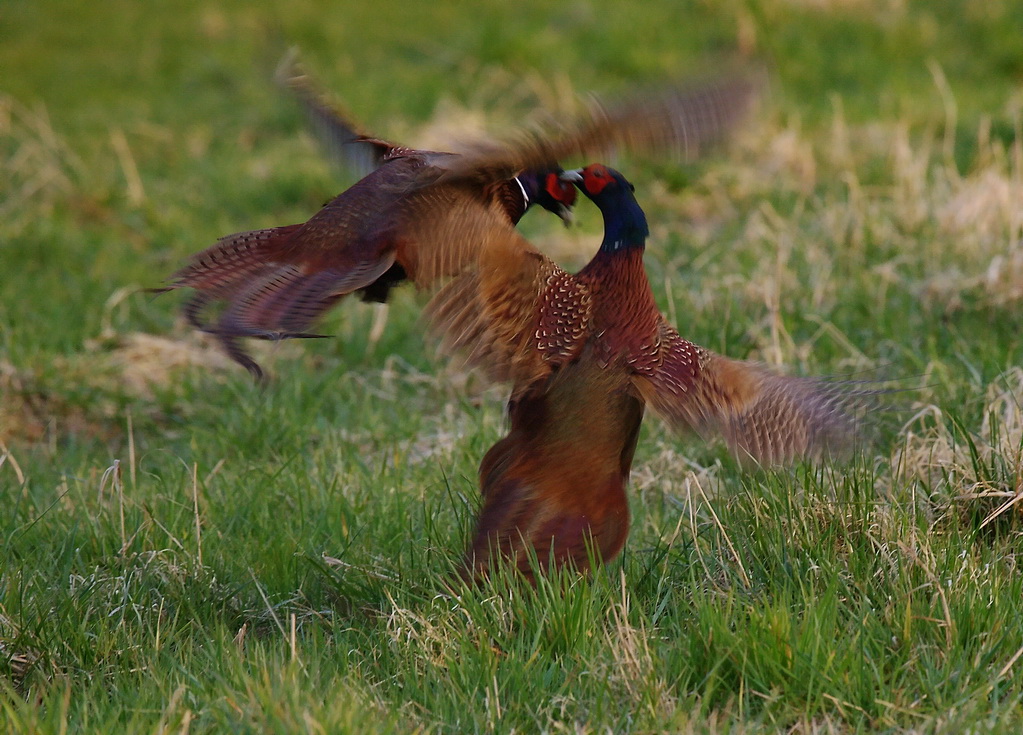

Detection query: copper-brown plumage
xmin=160 ymin=70 xmax=759 ymax=379
xmin=469 ymin=350 xmax=643 ymax=579
xmin=446 ymin=164 xmax=876 ymax=581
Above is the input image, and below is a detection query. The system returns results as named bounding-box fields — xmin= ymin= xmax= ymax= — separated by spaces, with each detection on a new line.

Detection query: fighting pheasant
xmin=160 ymin=72 xmax=758 ymax=379
xmin=431 ymin=164 xmax=875 ymax=581
xmin=277 ymin=59 xmax=579 ymax=226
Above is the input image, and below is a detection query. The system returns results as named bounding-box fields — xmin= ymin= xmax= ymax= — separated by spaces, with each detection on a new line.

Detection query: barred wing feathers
xmin=633 ymin=321 xmax=870 ymax=464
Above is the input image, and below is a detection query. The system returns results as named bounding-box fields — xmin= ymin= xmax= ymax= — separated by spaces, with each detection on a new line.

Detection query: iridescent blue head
xmin=561 ymin=164 xmax=649 ymax=252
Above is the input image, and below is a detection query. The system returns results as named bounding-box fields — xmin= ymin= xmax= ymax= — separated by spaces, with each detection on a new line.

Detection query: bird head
xmin=516 ymin=169 xmax=578 ymax=225
xmin=561 ymin=164 xmax=648 ymax=249
xmin=559 ymin=164 xmax=635 ymax=201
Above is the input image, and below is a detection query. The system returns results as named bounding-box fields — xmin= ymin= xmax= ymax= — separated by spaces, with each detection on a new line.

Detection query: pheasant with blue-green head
xmin=437 ymin=164 xmax=878 ymax=581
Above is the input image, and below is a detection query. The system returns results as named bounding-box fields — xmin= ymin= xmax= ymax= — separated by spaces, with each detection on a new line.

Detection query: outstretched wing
xmin=158 ymin=161 xmax=421 ymax=379
xmin=632 ymin=320 xmax=872 ymax=464
xmin=276 ymin=54 xmax=401 ymax=177
xmin=429 ymin=71 xmax=761 ymax=186
xmin=163 ymin=226 xmax=400 ymax=381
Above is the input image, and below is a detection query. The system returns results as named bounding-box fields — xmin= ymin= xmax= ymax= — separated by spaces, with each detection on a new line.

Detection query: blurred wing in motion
xmin=431 ymin=70 xmax=762 ymax=186
xmin=276 ymin=52 xmax=399 ymax=177
xmin=417 ymin=197 xmax=592 ymax=389
xmin=163 ymin=174 xmax=580 ymax=382
xmin=633 ymin=321 xmax=876 ymax=464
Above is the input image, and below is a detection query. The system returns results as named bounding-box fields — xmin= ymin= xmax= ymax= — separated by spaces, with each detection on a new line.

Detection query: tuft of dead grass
xmin=596 ymin=575 xmax=678 ymax=723
xmin=893 ymin=368 xmax=1023 ymax=524
xmin=0 ymin=94 xmax=83 ymax=232
xmin=101 ymin=331 xmax=236 ymax=398
xmin=0 ymin=328 xmax=245 ymax=445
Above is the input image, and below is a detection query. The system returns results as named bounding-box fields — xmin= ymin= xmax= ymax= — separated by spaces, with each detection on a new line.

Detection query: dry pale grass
xmin=920 ymin=129 xmax=1023 ymax=310
xmin=1 ymin=328 xmax=246 ymax=444
xmin=0 ymin=93 xmax=83 ymax=232
xmin=102 ymin=331 xmax=237 ymax=398
xmin=701 ymin=108 xmax=1023 ymax=320
xmin=893 ymin=367 xmax=1023 ymax=523
xmin=631 ymin=442 xmax=723 ymax=498
xmin=597 ymin=575 xmax=679 ymax=722
xmin=405 ymin=405 xmax=475 ymax=465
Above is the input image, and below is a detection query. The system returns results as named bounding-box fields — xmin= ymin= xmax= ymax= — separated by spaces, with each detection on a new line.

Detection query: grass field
xmin=3 ymin=0 xmax=1023 ymax=731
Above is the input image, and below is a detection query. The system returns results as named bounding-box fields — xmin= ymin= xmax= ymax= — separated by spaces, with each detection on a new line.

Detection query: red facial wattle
xmin=546 ymin=173 xmax=577 ymax=206
xmin=582 ymin=164 xmax=612 ymax=195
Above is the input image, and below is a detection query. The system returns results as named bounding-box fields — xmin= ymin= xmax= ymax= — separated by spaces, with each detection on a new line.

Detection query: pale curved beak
xmin=559 ymin=169 xmax=583 ymax=182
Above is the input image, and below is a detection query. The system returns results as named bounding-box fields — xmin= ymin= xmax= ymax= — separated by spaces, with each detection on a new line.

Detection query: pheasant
xmin=160 ymin=72 xmax=759 ymax=379
xmin=429 ymin=164 xmax=874 ymax=581
xmin=269 ymin=62 xmax=579 ymax=307
xmin=277 ymin=60 xmax=580 ymax=226
xmin=163 ymin=142 xmax=576 ymax=380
